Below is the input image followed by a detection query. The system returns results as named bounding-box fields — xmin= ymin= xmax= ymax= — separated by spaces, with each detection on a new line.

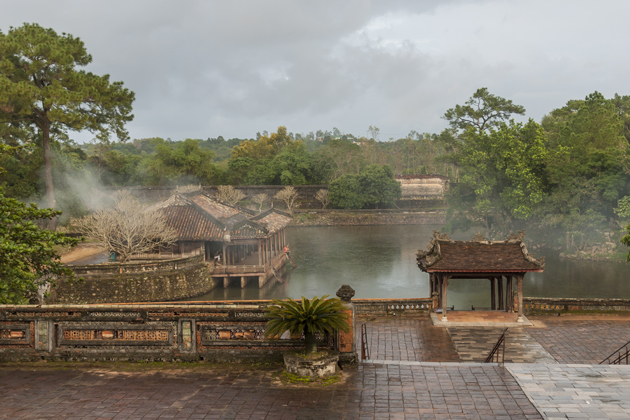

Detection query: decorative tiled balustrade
xmin=524 ymin=297 xmax=630 ymax=313
xmin=0 ymin=301 xmax=342 ymax=362
xmin=353 ymin=298 xmax=433 ymax=317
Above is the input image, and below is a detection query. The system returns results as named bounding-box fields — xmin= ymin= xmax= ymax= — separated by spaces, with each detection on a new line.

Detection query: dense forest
xmin=3 ymin=85 xmax=630 ymax=255
xmin=4 ymin=22 xmax=630 ymax=306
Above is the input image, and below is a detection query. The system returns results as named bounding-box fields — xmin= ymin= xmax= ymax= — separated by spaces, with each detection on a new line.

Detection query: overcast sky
xmin=2 ymin=0 xmax=629 ymax=143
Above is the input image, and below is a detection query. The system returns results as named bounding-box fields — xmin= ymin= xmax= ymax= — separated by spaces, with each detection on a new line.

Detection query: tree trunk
xmin=304 ymin=331 xmax=317 ymax=354
xmin=42 ymin=119 xmax=58 ymax=231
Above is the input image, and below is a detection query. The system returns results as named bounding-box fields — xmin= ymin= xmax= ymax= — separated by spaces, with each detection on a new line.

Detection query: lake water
xmin=187 ymin=225 xmax=630 ymax=308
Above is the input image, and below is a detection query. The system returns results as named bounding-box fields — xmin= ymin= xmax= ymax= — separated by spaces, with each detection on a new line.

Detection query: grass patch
xmin=279 ymin=370 xmax=342 ymax=386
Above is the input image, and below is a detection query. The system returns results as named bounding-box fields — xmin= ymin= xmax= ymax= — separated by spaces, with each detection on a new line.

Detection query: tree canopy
xmin=0 ymin=144 xmax=79 ymax=304
xmin=329 ymin=164 xmax=401 ymax=209
xmin=443 ymin=87 xmax=526 ymax=132
xmin=0 ymin=23 xmax=135 ymax=228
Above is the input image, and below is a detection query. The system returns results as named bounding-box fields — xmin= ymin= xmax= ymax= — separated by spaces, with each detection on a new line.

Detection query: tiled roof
xmin=155 ymin=192 xmax=290 ymax=242
xmin=160 ymin=206 xmax=224 ymax=241
xmin=251 ymin=209 xmax=292 ymax=233
xmin=417 ymin=233 xmax=544 ymax=273
xmin=190 ymin=195 xmax=241 ymax=220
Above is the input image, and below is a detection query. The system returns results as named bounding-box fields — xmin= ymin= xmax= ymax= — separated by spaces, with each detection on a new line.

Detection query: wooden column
xmin=505 ymin=276 xmax=514 ymax=313
xmin=498 ymin=276 xmax=504 ymax=310
xmin=517 ymin=274 xmax=524 ymax=322
xmin=491 ymin=277 xmax=496 ymax=310
xmin=223 ymin=244 xmax=227 ymax=265
xmin=442 ymin=274 xmax=449 ymax=322
xmin=258 ymin=240 xmax=262 ymax=266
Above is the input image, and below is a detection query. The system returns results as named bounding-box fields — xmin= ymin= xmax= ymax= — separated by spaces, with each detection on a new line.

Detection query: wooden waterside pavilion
xmin=416 ymin=231 xmax=545 ymax=322
xmin=153 ymin=192 xmax=292 ymax=288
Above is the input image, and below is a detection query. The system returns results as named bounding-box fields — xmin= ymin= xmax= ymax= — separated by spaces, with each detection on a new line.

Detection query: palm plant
xmin=264 ymin=295 xmax=350 ymax=354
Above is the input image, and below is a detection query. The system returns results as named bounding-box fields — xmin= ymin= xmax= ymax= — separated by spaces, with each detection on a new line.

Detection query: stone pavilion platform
xmin=430 ymin=310 xmax=533 ymax=327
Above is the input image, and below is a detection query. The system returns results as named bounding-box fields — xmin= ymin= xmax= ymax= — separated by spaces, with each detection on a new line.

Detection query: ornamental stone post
xmin=336 ymin=284 xmax=357 ymax=365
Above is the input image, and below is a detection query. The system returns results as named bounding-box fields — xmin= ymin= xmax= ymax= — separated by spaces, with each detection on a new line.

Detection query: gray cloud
xmin=1 ymin=0 xmax=629 ymax=142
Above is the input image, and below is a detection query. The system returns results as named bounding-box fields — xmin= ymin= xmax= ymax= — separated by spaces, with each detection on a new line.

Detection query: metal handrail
xmin=361 ymin=323 xmax=370 ymax=361
xmin=484 ymin=328 xmax=508 ymax=364
xmin=600 ymin=339 xmax=630 ymax=364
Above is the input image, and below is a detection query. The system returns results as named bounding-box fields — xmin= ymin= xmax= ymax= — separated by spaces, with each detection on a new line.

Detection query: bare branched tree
xmin=252 ymin=193 xmax=269 ymax=212
xmin=215 ymin=185 xmax=246 ymax=204
xmin=73 ymin=192 xmax=178 ymax=263
xmin=315 ymin=189 xmax=330 ymax=209
xmin=274 ymin=187 xmax=299 ymax=212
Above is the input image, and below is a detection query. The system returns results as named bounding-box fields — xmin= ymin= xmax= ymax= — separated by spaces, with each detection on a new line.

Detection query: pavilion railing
xmin=484 ymin=328 xmax=508 ymax=364
xmin=600 ymin=339 xmax=630 ymax=365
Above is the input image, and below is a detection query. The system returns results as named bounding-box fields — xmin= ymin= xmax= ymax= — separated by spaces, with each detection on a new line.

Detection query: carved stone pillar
xmin=336 ymin=285 xmax=357 ymax=365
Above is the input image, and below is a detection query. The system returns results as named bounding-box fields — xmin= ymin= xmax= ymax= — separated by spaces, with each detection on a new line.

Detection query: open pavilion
xmin=417 ymin=231 xmax=545 ymax=323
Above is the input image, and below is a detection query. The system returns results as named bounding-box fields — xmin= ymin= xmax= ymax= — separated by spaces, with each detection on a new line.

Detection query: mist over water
xmin=187 ymin=225 xmax=630 ymax=307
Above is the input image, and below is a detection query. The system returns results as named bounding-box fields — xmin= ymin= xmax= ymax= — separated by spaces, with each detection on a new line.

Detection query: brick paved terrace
xmin=0 ymin=362 xmax=542 ymax=420
xmin=356 ymin=317 xmax=460 ymax=362
xmin=526 ymin=316 xmax=630 ymax=364
xmin=358 ymin=314 xmax=630 ymax=365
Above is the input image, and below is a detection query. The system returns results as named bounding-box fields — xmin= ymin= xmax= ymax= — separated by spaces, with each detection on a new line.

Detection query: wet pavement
xmin=0 ymin=363 xmax=542 ymax=420
xmin=356 ymin=318 xmax=460 ymax=362
xmin=4 ymin=315 xmax=630 ymax=419
xmin=526 ymin=317 xmax=630 ymax=365
xmin=447 ymin=328 xmax=557 ymax=364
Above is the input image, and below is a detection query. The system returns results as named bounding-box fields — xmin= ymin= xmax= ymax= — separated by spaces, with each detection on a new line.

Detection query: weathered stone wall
xmin=106 ymin=185 xmax=327 ymax=204
xmin=290 ymin=210 xmax=445 ymax=227
xmin=0 ymin=303 xmax=320 ymax=362
xmin=103 ymin=185 xmax=448 ymax=211
xmin=0 ymin=301 xmax=351 ymax=363
xmin=524 ymin=297 xmax=630 ymax=313
xmin=49 ymin=255 xmax=219 ymax=304
xmin=354 ymin=298 xmax=433 ymax=317
xmin=394 ymin=175 xmax=449 ymax=199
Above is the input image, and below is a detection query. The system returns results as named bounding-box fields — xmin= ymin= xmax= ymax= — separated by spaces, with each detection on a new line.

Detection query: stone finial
xmin=336 ymin=285 xmax=355 ymax=302
xmin=472 ymin=232 xmax=486 ymax=242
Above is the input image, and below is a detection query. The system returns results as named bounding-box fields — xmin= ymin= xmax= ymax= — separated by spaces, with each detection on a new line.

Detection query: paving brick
xmin=0 ymin=364 xmax=540 ymax=419
xmin=527 ymin=317 xmax=630 ymax=364
xmin=356 ymin=317 xmax=460 ymax=362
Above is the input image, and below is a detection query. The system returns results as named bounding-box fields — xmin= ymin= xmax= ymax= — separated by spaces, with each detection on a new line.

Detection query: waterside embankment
xmin=290 ymin=209 xmax=445 ymax=227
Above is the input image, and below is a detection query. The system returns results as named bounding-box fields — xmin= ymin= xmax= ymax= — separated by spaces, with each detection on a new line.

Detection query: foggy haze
xmin=1 ymin=0 xmax=628 ymax=142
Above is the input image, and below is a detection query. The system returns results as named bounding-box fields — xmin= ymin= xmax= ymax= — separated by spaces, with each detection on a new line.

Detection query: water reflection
xmin=186 ymin=225 xmax=630 ymax=308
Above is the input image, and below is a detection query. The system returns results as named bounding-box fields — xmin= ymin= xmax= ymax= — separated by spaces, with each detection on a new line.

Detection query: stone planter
xmin=283 ymin=350 xmax=340 ymax=378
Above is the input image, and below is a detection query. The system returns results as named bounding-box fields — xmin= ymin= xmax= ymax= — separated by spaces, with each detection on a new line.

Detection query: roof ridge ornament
xmin=472 ymin=232 xmax=486 ymax=242
xmin=505 ymin=230 xmax=526 ymax=242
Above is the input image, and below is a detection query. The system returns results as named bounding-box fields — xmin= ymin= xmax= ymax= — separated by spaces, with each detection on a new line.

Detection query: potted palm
xmin=265 ymin=295 xmax=350 ymax=377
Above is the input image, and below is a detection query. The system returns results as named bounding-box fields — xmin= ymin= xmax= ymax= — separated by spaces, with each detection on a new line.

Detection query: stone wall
xmin=290 ymin=210 xmax=445 ymax=227
xmin=0 ymin=302 xmax=343 ymax=362
xmin=0 ymin=296 xmax=364 ymax=363
xmin=524 ymin=297 xmax=630 ymax=313
xmin=104 ymin=185 xmax=448 ymax=211
xmin=49 ymin=255 xmax=219 ymax=304
xmin=107 ymin=185 xmax=327 ymax=204
xmin=394 ymin=175 xmax=449 ymax=199
xmin=354 ymin=298 xmax=433 ymax=317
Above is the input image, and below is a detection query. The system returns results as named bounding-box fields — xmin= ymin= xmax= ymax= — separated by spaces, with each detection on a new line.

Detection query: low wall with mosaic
xmin=524 ymin=297 xmax=630 ymax=313
xmin=47 ymin=255 xmax=219 ymax=304
xmin=354 ymin=298 xmax=433 ymax=317
xmin=0 ymin=300 xmax=355 ymax=363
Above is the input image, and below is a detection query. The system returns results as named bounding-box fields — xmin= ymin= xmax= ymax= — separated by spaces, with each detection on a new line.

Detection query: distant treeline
xmin=3 ymin=88 xmax=630 ymax=255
